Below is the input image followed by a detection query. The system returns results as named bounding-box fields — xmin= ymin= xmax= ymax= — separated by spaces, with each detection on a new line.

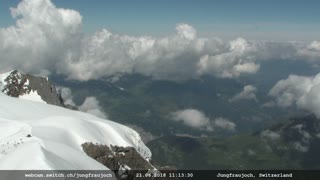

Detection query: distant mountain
xmin=259 ymin=115 xmax=320 ymax=169
xmin=148 ymin=115 xmax=320 ymax=170
xmin=264 ymin=115 xmax=320 ymax=143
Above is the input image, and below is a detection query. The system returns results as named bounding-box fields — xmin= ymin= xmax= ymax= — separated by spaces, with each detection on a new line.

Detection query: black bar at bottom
xmin=0 ymin=170 xmax=320 ymax=180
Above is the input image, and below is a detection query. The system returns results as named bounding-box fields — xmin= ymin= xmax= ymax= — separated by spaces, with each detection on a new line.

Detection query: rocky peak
xmin=0 ymin=70 xmax=64 ymax=107
xmin=259 ymin=114 xmax=320 ymax=154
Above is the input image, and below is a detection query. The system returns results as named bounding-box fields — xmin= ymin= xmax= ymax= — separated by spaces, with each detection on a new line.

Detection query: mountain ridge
xmin=0 ymin=71 xmax=167 ymax=179
xmin=0 ymin=70 xmax=64 ymax=106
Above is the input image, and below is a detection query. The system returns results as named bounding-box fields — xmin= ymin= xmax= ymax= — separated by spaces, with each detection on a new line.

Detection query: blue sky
xmin=1 ymin=0 xmax=320 ymax=41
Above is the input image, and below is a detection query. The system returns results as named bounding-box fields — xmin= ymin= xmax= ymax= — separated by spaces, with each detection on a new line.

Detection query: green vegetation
xmin=53 ymin=74 xmax=289 ymax=136
xmin=52 ymin=74 xmax=320 ymax=170
xmin=147 ymin=135 xmax=301 ymax=170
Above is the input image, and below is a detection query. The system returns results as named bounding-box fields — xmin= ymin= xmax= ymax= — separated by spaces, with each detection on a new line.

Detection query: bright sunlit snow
xmin=0 ymin=92 xmax=151 ymax=170
xmin=19 ymin=90 xmax=46 ymax=104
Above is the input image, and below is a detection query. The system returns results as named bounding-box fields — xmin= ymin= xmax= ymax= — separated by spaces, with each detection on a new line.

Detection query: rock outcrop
xmin=82 ymin=142 xmax=177 ymax=180
xmin=82 ymin=142 xmax=155 ymax=180
xmin=0 ymin=70 xmax=64 ymax=106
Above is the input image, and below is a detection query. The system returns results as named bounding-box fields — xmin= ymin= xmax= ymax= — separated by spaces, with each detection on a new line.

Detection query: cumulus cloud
xmin=212 ymin=117 xmax=236 ymax=132
xmin=170 ymin=109 xmax=236 ymax=132
xmin=60 ymin=24 xmax=225 ymax=81
xmin=297 ymin=41 xmax=320 ymax=61
xmin=262 ymin=101 xmax=276 ymax=108
xmin=260 ymin=130 xmax=281 ymax=140
xmin=269 ymin=73 xmax=320 ymax=117
xmin=175 ymin=23 xmax=197 ymax=40
xmin=0 ymin=0 xmax=81 ymax=74
xmin=197 ymin=38 xmax=260 ymax=78
xmin=293 ymin=141 xmax=309 ymax=152
xmin=229 ymin=85 xmax=257 ymax=102
xmin=78 ymin=97 xmax=107 ymax=119
xmin=1 ymin=0 xmax=320 ymax=82
xmin=57 ymin=86 xmax=107 ymax=118
xmin=171 ymin=109 xmax=212 ymax=131
xmin=56 ymin=87 xmax=75 ymax=106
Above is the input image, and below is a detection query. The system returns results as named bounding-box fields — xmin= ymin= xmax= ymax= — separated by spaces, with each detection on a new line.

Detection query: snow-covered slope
xmin=0 ymin=92 xmax=151 ymax=170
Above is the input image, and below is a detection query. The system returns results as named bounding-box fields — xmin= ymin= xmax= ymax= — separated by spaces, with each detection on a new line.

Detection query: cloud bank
xmin=269 ymin=73 xmax=320 ymax=118
xmin=229 ymin=85 xmax=258 ymax=102
xmin=1 ymin=0 xmax=319 ymax=82
xmin=171 ymin=109 xmax=236 ymax=132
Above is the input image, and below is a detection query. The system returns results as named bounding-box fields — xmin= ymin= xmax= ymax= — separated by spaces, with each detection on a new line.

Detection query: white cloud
xmin=175 ymin=23 xmax=197 ymax=40
xmin=171 ymin=109 xmax=212 ymax=131
xmin=293 ymin=141 xmax=309 ymax=152
xmin=0 ymin=0 xmax=81 ymax=74
xmin=171 ymin=109 xmax=236 ymax=132
xmin=56 ymin=87 xmax=107 ymax=118
xmin=229 ymin=85 xmax=257 ymax=102
xmin=59 ymin=25 xmax=213 ymax=81
xmin=56 ymin=87 xmax=75 ymax=106
xmin=262 ymin=101 xmax=276 ymax=108
xmin=0 ymin=0 xmax=320 ymax=82
xmin=297 ymin=41 xmax=320 ymax=61
xmin=269 ymin=73 xmax=320 ymax=117
xmin=260 ymin=130 xmax=281 ymax=140
xmin=197 ymin=38 xmax=260 ymax=78
xmin=78 ymin=97 xmax=107 ymax=119
xmin=309 ymin=41 xmax=320 ymax=51
xmin=212 ymin=117 xmax=236 ymax=132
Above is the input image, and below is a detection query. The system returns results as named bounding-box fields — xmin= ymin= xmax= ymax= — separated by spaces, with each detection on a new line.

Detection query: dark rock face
xmin=1 ymin=70 xmax=30 ymax=97
xmin=82 ymin=142 xmax=155 ymax=180
xmin=81 ymin=143 xmax=177 ymax=180
xmin=25 ymin=73 xmax=64 ymax=106
xmin=1 ymin=70 xmax=64 ymax=107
